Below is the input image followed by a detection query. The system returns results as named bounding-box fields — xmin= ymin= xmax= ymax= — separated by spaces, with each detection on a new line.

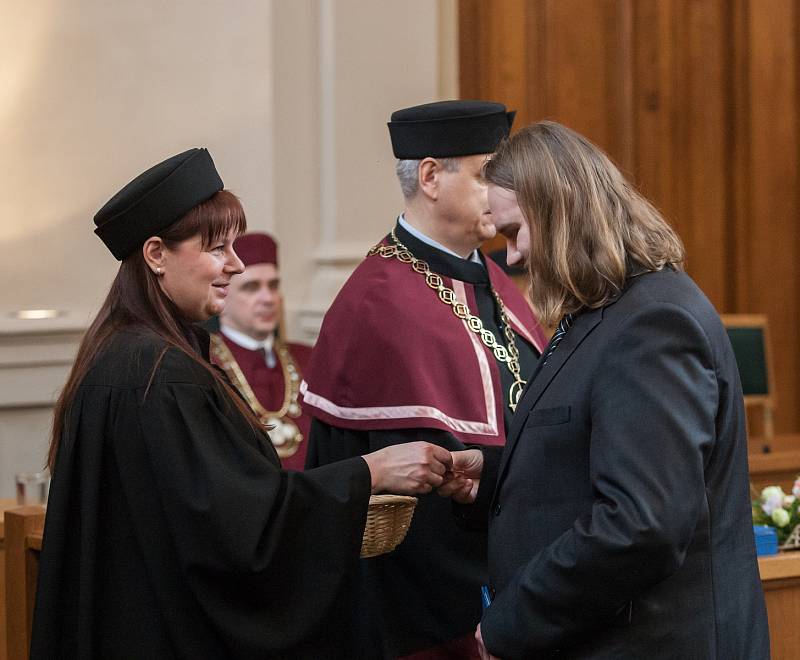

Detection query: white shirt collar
xmin=398 ymin=214 xmax=483 ymax=264
xmin=220 ymin=324 xmax=275 ymax=353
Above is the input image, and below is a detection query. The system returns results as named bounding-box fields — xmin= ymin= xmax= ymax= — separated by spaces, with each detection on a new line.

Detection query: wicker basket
xmin=360 ymin=495 xmax=418 ymax=558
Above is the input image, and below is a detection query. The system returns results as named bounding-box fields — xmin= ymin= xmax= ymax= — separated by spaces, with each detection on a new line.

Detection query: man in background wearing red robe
xmin=211 ymin=232 xmax=312 ymax=470
xmin=302 ymin=100 xmax=548 ymax=658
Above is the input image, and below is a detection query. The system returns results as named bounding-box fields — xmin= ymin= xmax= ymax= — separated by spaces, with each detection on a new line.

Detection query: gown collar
xmin=219 ymin=324 xmax=275 ymax=353
xmin=393 ymin=219 xmax=490 ymax=285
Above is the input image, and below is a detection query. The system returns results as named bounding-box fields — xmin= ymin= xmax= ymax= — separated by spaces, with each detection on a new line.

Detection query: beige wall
xmin=1 ymin=0 xmax=275 ymax=326
xmin=0 ymin=0 xmax=457 ymax=497
xmin=275 ymin=0 xmax=457 ymax=339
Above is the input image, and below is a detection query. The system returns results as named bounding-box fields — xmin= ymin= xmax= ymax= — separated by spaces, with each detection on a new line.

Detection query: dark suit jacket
xmin=481 ymin=268 xmax=769 ymax=659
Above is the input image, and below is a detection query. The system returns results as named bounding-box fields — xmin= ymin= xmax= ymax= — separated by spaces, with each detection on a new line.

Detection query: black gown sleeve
xmin=119 ymin=378 xmax=372 ymax=657
xmin=33 ymin=337 xmax=374 ymax=660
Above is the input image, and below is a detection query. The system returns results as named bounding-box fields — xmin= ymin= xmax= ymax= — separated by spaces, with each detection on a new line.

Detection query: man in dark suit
xmin=441 ymin=121 xmax=769 ymax=659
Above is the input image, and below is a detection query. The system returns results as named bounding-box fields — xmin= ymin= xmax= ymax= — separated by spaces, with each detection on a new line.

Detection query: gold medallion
xmin=211 ymin=335 xmax=304 ymax=458
xmin=368 ymin=230 xmax=527 ymax=412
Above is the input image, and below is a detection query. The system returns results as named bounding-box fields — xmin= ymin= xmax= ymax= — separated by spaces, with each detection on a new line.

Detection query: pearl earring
xmin=155 ymin=267 xmax=162 ymax=275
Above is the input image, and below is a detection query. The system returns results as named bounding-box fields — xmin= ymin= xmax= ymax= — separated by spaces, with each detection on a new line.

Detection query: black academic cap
xmin=388 ymin=100 xmax=516 ymax=159
xmin=94 ymin=148 xmax=223 ymax=260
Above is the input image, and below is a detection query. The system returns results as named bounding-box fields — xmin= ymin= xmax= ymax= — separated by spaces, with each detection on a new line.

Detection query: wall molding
xmin=289 ymin=239 xmax=374 ymax=342
xmin=0 ymin=326 xmax=83 ymax=408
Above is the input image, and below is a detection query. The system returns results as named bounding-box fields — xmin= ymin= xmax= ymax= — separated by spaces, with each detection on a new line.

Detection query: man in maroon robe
xmin=302 ymin=100 xmax=548 ymax=658
xmin=211 ymin=232 xmax=312 ymax=470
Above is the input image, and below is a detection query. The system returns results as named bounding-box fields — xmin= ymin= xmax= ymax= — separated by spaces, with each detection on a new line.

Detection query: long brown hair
xmin=48 ymin=190 xmax=263 ymax=471
xmin=484 ymin=121 xmax=685 ymax=326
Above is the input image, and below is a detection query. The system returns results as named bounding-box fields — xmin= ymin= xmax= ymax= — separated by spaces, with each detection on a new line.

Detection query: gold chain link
xmin=367 ymin=230 xmax=526 ymax=412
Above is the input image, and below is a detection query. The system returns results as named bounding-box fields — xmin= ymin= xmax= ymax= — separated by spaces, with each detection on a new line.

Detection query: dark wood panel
xmin=678 ymin=0 xmax=729 ymax=309
xmin=632 ymin=0 xmax=676 ymax=213
xmin=729 ymin=0 xmax=753 ymax=312
xmin=538 ymin=0 xmax=635 ymax=173
xmin=457 ymin=0 xmax=483 ymax=102
xmin=483 ymin=0 xmax=529 ymax=121
xmin=759 ymin=555 xmax=800 ymax=660
xmin=460 ymin=0 xmax=800 ymax=432
xmin=740 ymin=1 xmax=799 ymax=431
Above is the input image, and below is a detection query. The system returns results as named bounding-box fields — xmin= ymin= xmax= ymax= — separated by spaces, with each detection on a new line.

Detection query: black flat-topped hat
xmin=94 ymin=148 xmax=223 ymax=260
xmin=388 ymin=99 xmax=515 ymax=159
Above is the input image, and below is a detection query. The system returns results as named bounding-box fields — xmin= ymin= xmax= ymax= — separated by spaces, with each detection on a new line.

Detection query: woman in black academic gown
xmin=30 ymin=148 xmax=452 ymax=660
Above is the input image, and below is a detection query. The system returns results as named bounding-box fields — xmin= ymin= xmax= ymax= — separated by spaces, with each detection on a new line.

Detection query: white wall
xmin=1 ymin=0 xmax=275 ymax=324
xmin=0 ymin=0 xmax=457 ymax=497
xmin=274 ymin=0 xmax=458 ymax=339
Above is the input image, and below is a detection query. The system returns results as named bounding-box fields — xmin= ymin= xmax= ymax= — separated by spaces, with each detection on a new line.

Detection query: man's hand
xmin=476 ymin=624 xmax=500 ymax=660
xmin=363 ymin=442 xmax=453 ymax=495
xmin=438 ymin=449 xmax=484 ymax=503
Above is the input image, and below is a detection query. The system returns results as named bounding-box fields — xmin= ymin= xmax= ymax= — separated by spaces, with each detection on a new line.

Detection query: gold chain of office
xmin=367 ymin=229 xmax=526 ymax=412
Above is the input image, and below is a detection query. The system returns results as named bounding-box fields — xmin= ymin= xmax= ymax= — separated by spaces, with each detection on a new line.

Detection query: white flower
xmin=785 ymin=495 xmax=796 ymax=508
xmin=772 ymin=508 xmax=791 ymax=527
xmin=762 ymin=486 xmax=786 ymax=515
xmin=792 ymin=479 xmax=800 ymax=499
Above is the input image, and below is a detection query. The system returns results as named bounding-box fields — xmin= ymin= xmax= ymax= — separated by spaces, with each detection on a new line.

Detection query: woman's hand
xmin=363 ymin=442 xmax=453 ymax=495
xmin=438 ymin=449 xmax=484 ymax=503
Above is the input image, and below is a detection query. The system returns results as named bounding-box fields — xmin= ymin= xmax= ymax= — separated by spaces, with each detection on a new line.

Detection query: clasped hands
xmin=363 ymin=445 xmax=496 ymax=658
xmin=363 ymin=444 xmax=485 ymax=501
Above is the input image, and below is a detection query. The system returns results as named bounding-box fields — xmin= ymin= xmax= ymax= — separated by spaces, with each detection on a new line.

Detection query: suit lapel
xmin=495 ymin=307 xmax=604 ymax=486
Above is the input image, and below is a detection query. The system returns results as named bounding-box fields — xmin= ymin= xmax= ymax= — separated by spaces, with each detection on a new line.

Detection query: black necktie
xmin=541 ymin=313 xmax=574 ymax=365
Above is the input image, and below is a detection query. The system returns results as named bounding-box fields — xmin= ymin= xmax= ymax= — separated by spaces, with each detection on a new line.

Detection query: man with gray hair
xmin=302 ymin=100 xmax=547 ymax=658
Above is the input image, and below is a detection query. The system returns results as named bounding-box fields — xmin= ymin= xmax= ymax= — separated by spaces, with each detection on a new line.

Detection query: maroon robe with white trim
xmin=302 ymin=235 xmax=546 ymax=445
xmin=303 ymin=222 xmax=547 ymax=658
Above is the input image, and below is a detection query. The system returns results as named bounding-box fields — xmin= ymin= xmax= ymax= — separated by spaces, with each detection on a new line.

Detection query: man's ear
xmin=142 ymin=237 xmax=167 ymax=275
xmin=418 ymin=157 xmax=441 ymax=201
